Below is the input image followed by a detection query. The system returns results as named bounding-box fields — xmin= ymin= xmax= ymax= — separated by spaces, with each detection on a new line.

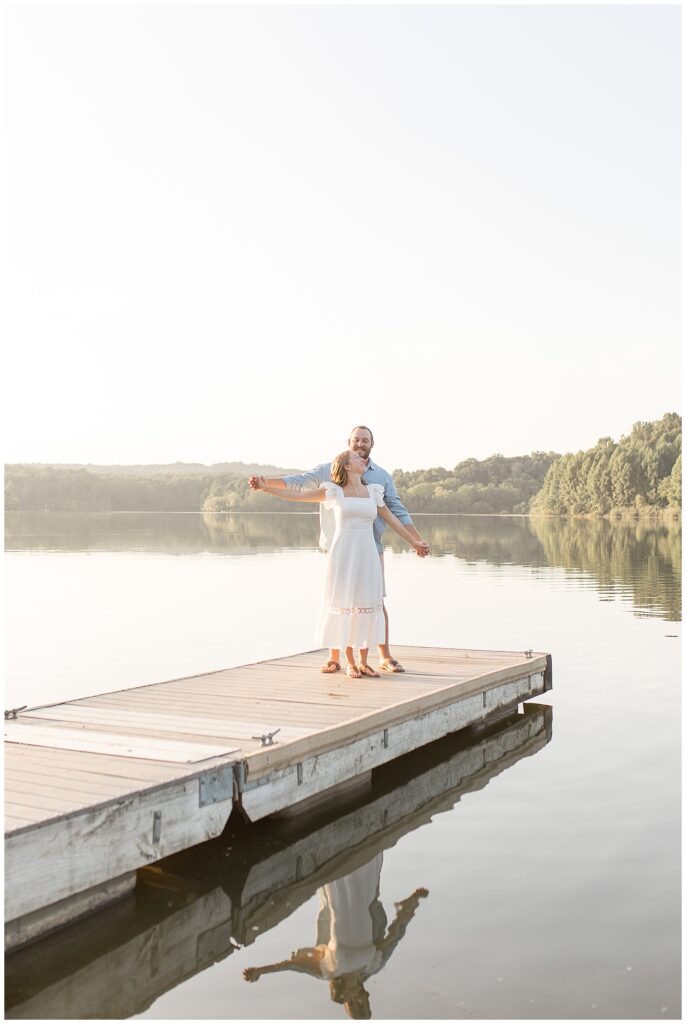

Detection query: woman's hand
xmin=250 ymin=476 xmax=266 ymax=491
xmin=414 ymin=540 xmax=430 ymax=557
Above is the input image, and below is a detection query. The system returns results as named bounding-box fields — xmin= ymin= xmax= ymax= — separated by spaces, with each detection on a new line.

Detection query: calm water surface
xmin=4 ymin=513 xmax=681 ymax=1019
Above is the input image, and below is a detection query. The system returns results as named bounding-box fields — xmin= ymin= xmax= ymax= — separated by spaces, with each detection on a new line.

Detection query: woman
xmin=253 ymin=450 xmax=425 ymax=678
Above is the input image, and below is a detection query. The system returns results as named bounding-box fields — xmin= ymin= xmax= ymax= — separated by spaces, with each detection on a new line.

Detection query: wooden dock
xmin=4 ymin=644 xmax=551 ymax=950
xmin=5 ymin=704 xmax=552 ymax=1019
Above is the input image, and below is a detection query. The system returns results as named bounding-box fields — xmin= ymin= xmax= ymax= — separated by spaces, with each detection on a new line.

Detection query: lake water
xmin=4 ymin=512 xmax=681 ymax=1020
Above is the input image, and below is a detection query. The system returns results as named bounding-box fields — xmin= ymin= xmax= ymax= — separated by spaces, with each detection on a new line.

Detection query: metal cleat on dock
xmin=252 ymin=729 xmax=281 ymax=747
xmin=4 ymin=706 xmax=27 ymax=720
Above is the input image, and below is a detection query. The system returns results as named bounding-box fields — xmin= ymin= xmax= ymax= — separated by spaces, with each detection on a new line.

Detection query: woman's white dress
xmin=317 ymin=482 xmax=386 ymax=650
xmin=317 ymin=855 xmax=385 ymax=979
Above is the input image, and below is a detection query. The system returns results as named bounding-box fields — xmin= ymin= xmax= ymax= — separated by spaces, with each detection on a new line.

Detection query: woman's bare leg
xmin=321 ymin=647 xmax=341 ymax=673
xmin=345 ymin=647 xmax=361 ymax=678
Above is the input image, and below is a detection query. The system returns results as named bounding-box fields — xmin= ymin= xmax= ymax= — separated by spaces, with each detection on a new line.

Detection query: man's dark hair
xmin=349 ymin=425 xmax=374 ymax=444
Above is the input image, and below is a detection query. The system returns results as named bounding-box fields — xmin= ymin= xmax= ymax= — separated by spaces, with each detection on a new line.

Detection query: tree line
xmin=5 ymin=413 xmax=681 ymax=516
xmin=530 ymin=413 xmax=681 ymax=515
xmin=392 ymin=451 xmax=559 ymax=514
xmin=4 ymin=467 xmax=230 ymax=513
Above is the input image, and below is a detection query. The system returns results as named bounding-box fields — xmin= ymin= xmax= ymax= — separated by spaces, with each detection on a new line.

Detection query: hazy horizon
xmin=3 ymin=5 xmax=680 ymax=471
xmin=3 ymin=406 xmax=680 ymax=475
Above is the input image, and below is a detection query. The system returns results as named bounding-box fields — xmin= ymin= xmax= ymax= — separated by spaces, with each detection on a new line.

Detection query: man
xmin=248 ymin=425 xmax=430 ymax=673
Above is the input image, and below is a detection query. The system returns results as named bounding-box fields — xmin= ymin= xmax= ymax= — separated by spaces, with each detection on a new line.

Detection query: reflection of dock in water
xmin=5 ymin=704 xmax=551 ymax=1020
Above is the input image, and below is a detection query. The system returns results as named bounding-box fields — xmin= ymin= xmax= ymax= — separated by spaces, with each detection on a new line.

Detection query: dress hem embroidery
xmin=322 ymin=604 xmax=383 ymax=616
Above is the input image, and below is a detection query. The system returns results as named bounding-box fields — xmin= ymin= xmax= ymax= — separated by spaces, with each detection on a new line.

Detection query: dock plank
xmin=4 ymin=745 xmax=196 ymax=782
xmin=83 ymin=674 xmax=433 ymax=699
xmin=5 ymin=803 xmax=61 ymax=826
xmin=85 ymin=680 xmax=442 ymax=705
xmin=80 ymin=694 xmax=358 ymax=726
xmin=4 ymin=788 xmax=97 ymax=814
xmin=80 ymin=690 xmax=353 ymax=708
xmin=4 ymin=815 xmax=36 ymax=831
xmin=4 ymin=790 xmax=117 ymax=820
xmin=4 ymin=767 xmax=162 ymax=801
xmin=156 ymin=678 xmax=445 ymax=702
xmin=4 ymin=723 xmax=239 ymax=763
xmin=7 ymin=721 xmax=254 ymax=752
xmin=23 ymin=705 xmax=314 ymax=743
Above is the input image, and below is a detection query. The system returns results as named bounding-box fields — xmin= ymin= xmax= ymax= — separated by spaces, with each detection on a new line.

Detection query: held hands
xmin=248 ymin=475 xmax=266 ymax=491
xmin=414 ymin=540 xmax=430 ymax=558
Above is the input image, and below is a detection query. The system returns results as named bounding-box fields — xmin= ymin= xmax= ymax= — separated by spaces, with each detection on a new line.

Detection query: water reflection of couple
xmin=243 ymin=854 xmax=428 ymax=1019
xmin=248 ymin=426 xmax=430 ymax=679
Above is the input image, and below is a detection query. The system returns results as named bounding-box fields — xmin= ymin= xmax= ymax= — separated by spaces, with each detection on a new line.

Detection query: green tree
xmin=532 ymin=414 xmax=681 ymax=515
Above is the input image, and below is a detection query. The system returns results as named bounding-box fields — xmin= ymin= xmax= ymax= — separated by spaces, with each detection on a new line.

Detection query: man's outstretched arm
xmin=248 ymin=475 xmax=286 ymax=490
xmin=248 ymin=465 xmax=325 ymax=492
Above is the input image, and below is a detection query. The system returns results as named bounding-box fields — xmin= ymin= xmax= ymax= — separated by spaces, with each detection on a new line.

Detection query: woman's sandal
xmin=320 ymin=661 xmax=341 ymax=674
xmin=379 ymin=658 xmax=405 ymax=673
xmin=358 ymin=664 xmax=380 ymax=677
xmin=345 ymin=663 xmax=362 ymax=679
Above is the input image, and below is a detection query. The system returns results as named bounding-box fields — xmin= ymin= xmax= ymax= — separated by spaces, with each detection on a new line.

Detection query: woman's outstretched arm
xmin=253 ymin=478 xmax=327 ymax=504
xmin=243 ymin=947 xmax=326 ymax=982
xmin=378 ymin=504 xmax=430 ymax=554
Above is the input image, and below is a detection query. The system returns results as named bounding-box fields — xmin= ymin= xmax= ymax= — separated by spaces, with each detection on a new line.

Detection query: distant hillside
xmin=3 ymin=463 xmax=299 ymax=513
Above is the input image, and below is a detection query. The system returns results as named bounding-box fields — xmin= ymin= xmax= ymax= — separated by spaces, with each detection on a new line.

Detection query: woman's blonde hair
xmin=331 ymin=450 xmax=352 ymax=487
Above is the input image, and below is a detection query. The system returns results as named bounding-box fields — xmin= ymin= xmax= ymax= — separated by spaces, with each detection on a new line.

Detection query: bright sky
xmin=3 ymin=4 xmax=681 ymax=471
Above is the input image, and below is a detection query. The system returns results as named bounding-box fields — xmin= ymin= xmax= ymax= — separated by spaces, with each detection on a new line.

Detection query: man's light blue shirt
xmin=282 ymin=459 xmax=413 ymax=553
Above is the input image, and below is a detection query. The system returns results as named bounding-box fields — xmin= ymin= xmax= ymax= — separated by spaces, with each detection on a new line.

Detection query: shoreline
xmin=5 ymin=508 xmax=681 ymax=521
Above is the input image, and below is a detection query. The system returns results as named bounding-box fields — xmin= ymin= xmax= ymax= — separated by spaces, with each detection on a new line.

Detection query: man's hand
xmin=248 ymin=475 xmax=261 ymax=491
xmin=415 ymin=541 xmax=430 ymax=558
xmin=394 ymin=887 xmax=429 ymax=912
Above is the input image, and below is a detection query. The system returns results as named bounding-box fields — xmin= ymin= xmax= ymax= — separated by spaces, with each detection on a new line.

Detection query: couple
xmin=243 ymin=852 xmax=428 ymax=1019
xmin=248 ymin=426 xmax=430 ymax=679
